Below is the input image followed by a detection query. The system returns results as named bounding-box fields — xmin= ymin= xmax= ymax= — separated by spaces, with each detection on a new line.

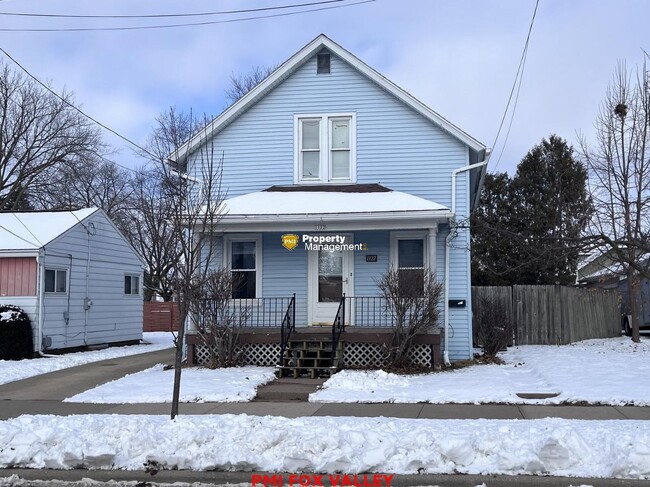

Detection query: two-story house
xmin=172 ymin=35 xmax=488 ymax=373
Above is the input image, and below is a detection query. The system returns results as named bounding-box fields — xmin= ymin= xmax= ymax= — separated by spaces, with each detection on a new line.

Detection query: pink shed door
xmin=0 ymin=257 xmax=37 ymax=296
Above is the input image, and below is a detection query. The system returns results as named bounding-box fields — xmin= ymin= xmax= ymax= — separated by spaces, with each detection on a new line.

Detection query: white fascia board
xmin=205 ymin=212 xmax=452 ymax=233
xmin=171 ymin=34 xmax=486 ymax=164
xmin=0 ymin=250 xmax=39 ymax=257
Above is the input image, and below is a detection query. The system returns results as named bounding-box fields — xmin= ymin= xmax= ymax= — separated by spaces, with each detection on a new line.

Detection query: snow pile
xmin=65 ymin=365 xmax=276 ymax=403
xmin=0 ymin=415 xmax=648 ymax=479
xmin=0 ymin=332 xmax=174 ymax=386
xmin=311 ymin=337 xmax=650 ymax=405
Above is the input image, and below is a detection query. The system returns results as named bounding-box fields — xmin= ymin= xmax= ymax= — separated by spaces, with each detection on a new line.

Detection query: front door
xmin=308 ymin=235 xmax=353 ymax=325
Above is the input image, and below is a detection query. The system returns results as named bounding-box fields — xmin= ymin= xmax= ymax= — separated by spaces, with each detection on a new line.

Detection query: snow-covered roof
xmin=217 ymin=188 xmax=449 ymax=222
xmin=0 ymin=208 xmax=99 ymax=252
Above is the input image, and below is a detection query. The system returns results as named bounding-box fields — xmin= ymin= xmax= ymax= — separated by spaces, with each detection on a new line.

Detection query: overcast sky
xmin=1 ymin=0 xmax=648 ymax=174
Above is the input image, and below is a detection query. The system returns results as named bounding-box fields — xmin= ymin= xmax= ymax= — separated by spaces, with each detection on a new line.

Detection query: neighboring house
xmin=172 ymin=35 xmax=489 ymax=368
xmin=0 ymin=208 xmax=145 ymax=352
xmin=577 ymin=251 xmax=650 ymax=335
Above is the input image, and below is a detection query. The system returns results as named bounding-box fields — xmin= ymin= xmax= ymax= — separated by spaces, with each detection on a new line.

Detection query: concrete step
xmin=254 ymin=378 xmax=326 ymax=401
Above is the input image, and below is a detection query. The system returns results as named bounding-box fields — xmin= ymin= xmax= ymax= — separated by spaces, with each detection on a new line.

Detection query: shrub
xmin=474 ymin=296 xmax=513 ymax=357
xmin=0 ymin=304 xmax=34 ymax=360
xmin=378 ymin=269 xmax=443 ymax=369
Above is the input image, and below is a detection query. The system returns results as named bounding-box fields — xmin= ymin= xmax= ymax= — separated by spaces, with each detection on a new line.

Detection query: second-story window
xmin=296 ymin=113 xmax=355 ymax=183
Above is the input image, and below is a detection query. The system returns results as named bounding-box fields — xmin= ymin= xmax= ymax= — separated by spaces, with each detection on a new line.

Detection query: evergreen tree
xmin=472 ymin=135 xmax=592 ymax=285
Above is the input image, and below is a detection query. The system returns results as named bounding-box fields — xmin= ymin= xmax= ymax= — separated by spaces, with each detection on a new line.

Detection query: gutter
xmin=444 ymin=149 xmax=490 ymax=365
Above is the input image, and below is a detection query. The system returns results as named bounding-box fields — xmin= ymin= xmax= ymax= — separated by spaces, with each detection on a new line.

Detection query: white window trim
xmin=44 ymin=267 xmax=69 ymax=295
xmin=389 ymin=231 xmax=429 ymax=271
xmin=124 ymin=274 xmax=141 ymax=296
xmin=294 ymin=112 xmax=357 ymax=184
xmin=223 ymin=234 xmax=263 ymax=299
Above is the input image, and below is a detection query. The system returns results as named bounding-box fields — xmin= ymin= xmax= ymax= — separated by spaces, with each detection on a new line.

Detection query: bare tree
xmin=580 ymin=60 xmax=650 ymax=343
xmin=224 ymin=65 xmax=276 ymax=105
xmin=377 ymin=269 xmax=443 ymax=369
xmin=166 ymin=140 xmax=225 ymax=418
xmin=125 ymin=168 xmax=179 ymax=302
xmin=33 ymin=157 xmax=134 ymax=224
xmin=0 ymin=62 xmax=102 ymax=210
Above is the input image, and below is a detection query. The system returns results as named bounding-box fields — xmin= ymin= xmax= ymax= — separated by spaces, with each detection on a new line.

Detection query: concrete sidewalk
xmin=2 ymin=348 xmax=650 ymax=421
xmin=2 ymin=397 xmax=650 ymax=420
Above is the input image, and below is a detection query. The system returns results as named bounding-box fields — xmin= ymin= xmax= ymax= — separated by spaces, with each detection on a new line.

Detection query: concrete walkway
xmin=2 ymin=349 xmax=650 ymax=421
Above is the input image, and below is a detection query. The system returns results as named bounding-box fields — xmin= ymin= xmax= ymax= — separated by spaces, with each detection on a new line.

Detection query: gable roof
xmin=171 ymin=34 xmax=486 ymax=165
xmin=0 ymin=208 xmax=99 ymax=252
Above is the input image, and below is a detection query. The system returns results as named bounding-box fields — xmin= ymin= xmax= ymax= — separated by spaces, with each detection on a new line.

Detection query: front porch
xmin=186 ymin=296 xmax=442 ymax=374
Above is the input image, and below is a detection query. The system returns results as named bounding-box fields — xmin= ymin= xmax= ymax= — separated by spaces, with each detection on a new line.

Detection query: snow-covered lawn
xmin=0 ymin=332 xmax=174 ymax=386
xmin=311 ymin=337 xmax=650 ymax=405
xmin=0 ymin=414 xmax=648 ymax=479
xmin=65 ymin=365 xmax=276 ymax=403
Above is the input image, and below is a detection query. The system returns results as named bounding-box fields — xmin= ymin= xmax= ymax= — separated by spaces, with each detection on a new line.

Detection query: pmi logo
xmin=281 ymin=234 xmax=299 ymax=251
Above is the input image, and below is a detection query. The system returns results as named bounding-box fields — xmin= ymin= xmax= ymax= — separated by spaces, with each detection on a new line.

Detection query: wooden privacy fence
xmin=143 ymin=302 xmax=180 ymax=332
xmin=472 ymin=285 xmax=621 ymax=345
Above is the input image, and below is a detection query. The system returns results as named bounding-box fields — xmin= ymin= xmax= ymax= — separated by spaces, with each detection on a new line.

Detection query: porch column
xmin=428 ymin=225 xmax=438 ymax=274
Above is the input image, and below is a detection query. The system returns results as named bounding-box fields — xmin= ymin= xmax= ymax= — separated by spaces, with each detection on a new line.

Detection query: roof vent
xmin=317 ymin=53 xmax=330 ymax=74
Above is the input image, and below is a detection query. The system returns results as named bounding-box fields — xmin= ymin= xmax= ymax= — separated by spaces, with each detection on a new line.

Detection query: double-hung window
xmin=296 ymin=113 xmax=355 ymax=183
xmin=44 ymin=268 xmax=67 ymax=294
xmin=228 ymin=237 xmax=261 ymax=299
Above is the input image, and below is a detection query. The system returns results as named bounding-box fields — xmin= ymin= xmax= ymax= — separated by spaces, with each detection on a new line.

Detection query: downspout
xmin=444 ymin=150 xmax=490 ymax=365
xmin=36 ymin=249 xmax=45 ymax=353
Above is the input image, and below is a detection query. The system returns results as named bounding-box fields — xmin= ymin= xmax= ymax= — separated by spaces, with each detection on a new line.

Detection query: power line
xmin=0 ymin=0 xmax=375 ymax=32
xmin=12 ymin=213 xmax=44 ymax=246
xmin=491 ymin=0 xmax=540 ymax=171
xmin=0 ymin=222 xmax=39 ymax=248
xmin=0 ymin=0 xmax=344 ymax=19
xmin=0 ymin=45 xmax=158 ymax=164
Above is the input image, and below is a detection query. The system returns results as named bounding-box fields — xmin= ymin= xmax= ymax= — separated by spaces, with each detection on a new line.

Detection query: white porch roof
xmin=217 ymin=187 xmax=450 ymax=226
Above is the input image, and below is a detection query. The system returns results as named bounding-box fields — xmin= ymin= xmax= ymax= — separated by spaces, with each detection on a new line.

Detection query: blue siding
xmin=262 ymin=233 xmax=308 ymax=324
xmin=353 ymin=231 xmax=389 ymax=296
xmin=189 ymin=49 xmax=476 ymax=360
xmin=188 ymin=52 xmax=468 ymax=206
xmin=41 ymin=211 xmax=143 ymax=350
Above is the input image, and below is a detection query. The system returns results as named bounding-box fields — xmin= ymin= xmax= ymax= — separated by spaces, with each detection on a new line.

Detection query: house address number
xmin=366 ymin=255 xmax=378 ymax=262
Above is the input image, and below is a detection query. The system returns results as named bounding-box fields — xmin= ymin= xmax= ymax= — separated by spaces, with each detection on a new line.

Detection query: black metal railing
xmin=344 ymin=296 xmax=395 ymax=327
xmin=278 ymin=293 xmax=296 ymax=366
xmin=199 ymin=296 xmax=294 ymax=330
xmin=331 ymin=293 xmax=346 ymax=365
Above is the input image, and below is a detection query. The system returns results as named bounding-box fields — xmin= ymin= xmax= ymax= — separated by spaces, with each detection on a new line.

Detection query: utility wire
xmin=12 ymin=213 xmax=44 ymax=246
xmin=0 ymin=45 xmax=158 ymax=164
xmin=0 ymin=222 xmax=39 ymax=248
xmin=0 ymin=0 xmax=344 ymax=19
xmin=0 ymin=0 xmax=374 ymax=32
xmin=491 ymin=0 xmax=540 ymax=171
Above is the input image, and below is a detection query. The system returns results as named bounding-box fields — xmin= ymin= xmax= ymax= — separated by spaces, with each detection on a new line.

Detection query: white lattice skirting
xmin=194 ymin=343 xmax=280 ymax=366
xmin=342 ymin=343 xmax=432 ymax=368
xmin=194 ymin=342 xmax=432 ymax=368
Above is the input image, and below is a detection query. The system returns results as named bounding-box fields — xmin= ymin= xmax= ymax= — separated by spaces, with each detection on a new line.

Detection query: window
xmin=317 ymin=53 xmax=331 ymax=74
xmin=44 ymin=268 xmax=67 ymax=294
xmin=390 ymin=233 xmax=428 ymax=298
xmin=230 ymin=240 xmax=259 ymax=299
xmin=124 ymin=275 xmax=140 ymax=295
xmin=295 ymin=113 xmax=355 ymax=183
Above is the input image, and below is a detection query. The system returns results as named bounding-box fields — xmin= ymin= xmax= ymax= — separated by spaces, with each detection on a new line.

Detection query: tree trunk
xmin=170 ymin=307 xmax=187 ymax=419
xmin=628 ymin=271 xmax=641 ymax=343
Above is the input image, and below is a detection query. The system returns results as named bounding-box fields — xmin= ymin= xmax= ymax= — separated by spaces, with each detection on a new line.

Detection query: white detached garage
xmin=0 ymin=208 xmax=144 ymax=352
